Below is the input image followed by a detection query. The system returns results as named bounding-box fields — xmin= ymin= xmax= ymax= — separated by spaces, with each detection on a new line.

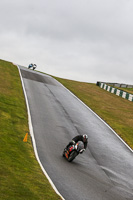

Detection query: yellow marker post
xmin=23 ymin=133 xmax=28 ymax=142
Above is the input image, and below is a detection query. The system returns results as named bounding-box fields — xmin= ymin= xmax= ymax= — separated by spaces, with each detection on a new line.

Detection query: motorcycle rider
xmin=28 ymin=63 xmax=33 ymax=69
xmin=28 ymin=63 xmax=37 ymax=70
xmin=65 ymin=134 xmax=88 ymax=153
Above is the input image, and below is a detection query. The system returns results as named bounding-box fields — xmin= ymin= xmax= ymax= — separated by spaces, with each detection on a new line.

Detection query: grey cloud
xmin=0 ymin=0 xmax=133 ymax=84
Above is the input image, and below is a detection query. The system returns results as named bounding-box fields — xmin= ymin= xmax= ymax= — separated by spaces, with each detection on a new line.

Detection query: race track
xmin=19 ymin=66 xmax=133 ymax=200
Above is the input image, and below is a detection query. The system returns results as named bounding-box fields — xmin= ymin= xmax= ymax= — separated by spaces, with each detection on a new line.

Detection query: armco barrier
xmin=97 ymin=82 xmax=133 ymax=102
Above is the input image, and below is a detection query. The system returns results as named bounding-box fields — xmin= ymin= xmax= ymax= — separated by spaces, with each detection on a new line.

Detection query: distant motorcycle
xmin=28 ymin=63 xmax=37 ymax=70
xmin=63 ymin=141 xmax=85 ymax=162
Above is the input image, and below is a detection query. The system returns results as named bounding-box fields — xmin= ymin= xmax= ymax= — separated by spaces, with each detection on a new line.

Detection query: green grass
xmin=54 ymin=77 xmax=133 ymax=149
xmin=0 ymin=59 xmax=61 ymax=200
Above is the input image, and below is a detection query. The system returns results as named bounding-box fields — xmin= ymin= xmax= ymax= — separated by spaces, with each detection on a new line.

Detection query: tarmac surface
xmin=19 ymin=66 xmax=133 ymax=200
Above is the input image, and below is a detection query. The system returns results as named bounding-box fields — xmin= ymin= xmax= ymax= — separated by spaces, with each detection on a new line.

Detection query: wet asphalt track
xmin=19 ymin=66 xmax=133 ymax=200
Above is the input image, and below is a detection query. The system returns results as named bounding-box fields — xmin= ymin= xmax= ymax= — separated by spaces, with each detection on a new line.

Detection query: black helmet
xmin=83 ymin=134 xmax=88 ymax=142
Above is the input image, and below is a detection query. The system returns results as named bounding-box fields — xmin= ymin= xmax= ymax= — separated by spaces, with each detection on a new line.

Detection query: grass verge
xmin=54 ymin=77 xmax=133 ymax=150
xmin=0 ymin=59 xmax=61 ymax=200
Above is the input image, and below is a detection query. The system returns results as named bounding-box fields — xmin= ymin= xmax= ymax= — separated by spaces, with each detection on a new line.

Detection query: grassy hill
xmin=0 ymin=59 xmax=133 ymax=199
xmin=0 ymin=59 xmax=61 ymax=200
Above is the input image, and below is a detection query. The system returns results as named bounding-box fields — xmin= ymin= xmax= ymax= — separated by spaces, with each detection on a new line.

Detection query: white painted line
xmin=17 ymin=65 xmax=65 ymax=200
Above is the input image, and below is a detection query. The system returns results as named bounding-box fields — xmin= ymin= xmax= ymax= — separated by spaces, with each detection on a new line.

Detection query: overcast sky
xmin=0 ymin=0 xmax=133 ymax=84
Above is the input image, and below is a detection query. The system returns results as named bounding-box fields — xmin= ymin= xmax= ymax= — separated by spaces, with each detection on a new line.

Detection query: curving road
xmin=19 ymin=66 xmax=133 ymax=200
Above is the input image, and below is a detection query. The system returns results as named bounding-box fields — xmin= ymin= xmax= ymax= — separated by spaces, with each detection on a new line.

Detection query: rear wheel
xmin=68 ymin=151 xmax=78 ymax=162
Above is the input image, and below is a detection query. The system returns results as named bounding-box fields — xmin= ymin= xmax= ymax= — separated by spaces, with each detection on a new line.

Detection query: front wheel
xmin=68 ymin=150 xmax=78 ymax=162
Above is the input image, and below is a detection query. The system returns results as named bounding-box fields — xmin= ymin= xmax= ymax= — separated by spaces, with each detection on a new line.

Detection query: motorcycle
xmin=28 ymin=63 xmax=37 ymax=70
xmin=63 ymin=141 xmax=85 ymax=162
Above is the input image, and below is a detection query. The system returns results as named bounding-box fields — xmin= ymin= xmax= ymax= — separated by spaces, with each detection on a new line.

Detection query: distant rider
xmin=28 ymin=63 xmax=33 ymax=69
xmin=65 ymin=134 xmax=88 ymax=152
xmin=28 ymin=63 xmax=37 ymax=70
